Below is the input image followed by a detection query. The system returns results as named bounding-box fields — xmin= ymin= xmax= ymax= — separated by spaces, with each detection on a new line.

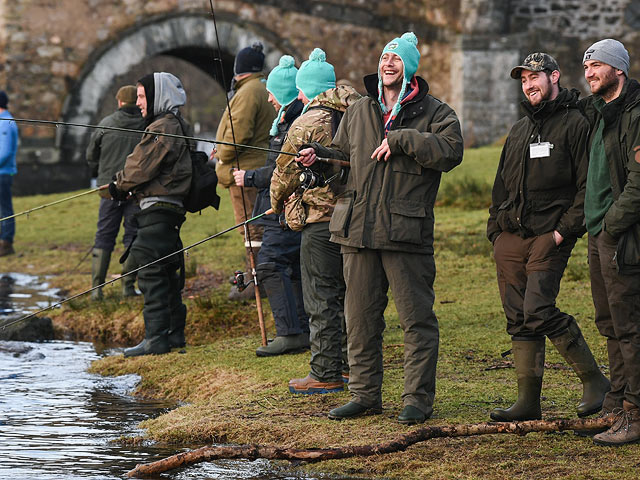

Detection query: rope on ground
xmin=126 ymin=416 xmax=613 ymax=478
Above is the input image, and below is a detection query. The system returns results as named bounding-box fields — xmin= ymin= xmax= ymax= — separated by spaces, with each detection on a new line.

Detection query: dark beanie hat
xmin=234 ymin=42 xmax=265 ymax=75
xmin=137 ymin=74 xmax=155 ymax=120
xmin=0 ymin=91 xmax=8 ymax=109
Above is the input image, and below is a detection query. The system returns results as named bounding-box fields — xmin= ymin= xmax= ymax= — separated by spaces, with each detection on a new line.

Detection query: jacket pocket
xmin=329 ymin=191 xmax=355 ymax=238
xmin=389 ymin=199 xmax=426 ymax=245
xmin=392 ymin=156 xmax=422 ymax=175
xmin=616 ymin=223 xmax=640 ymax=274
xmin=496 ymin=200 xmax=515 ymax=231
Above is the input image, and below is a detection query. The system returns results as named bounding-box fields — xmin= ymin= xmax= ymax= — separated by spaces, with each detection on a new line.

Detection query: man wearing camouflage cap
xmin=580 ymin=38 xmax=640 ymax=446
xmin=487 ymin=53 xmax=609 ymax=423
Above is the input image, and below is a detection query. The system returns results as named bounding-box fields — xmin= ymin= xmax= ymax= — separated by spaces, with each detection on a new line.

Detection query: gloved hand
xmin=108 ymin=181 xmax=128 ymax=201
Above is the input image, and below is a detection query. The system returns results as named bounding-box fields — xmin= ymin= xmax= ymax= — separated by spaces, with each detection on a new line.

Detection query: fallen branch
xmin=127 ymin=416 xmax=613 ymax=478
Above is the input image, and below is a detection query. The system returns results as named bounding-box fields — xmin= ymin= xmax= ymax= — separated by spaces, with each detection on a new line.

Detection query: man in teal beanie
xmin=298 ymin=33 xmax=463 ymax=423
xmin=232 ymin=55 xmax=308 ymax=357
xmin=271 ymin=48 xmax=362 ymax=395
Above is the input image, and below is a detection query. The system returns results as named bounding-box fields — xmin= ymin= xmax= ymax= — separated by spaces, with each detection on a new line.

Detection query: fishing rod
xmin=208 ymin=0 xmax=267 ymax=347
xmin=0 ymin=185 xmax=108 ymax=223
xmin=0 ymin=209 xmax=274 ymax=333
xmin=0 ymin=117 xmax=350 ymax=167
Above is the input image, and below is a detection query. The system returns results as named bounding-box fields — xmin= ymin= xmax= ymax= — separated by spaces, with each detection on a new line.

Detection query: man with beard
xmin=111 ymin=72 xmax=192 ymax=357
xmin=580 ymin=39 xmax=640 ymax=446
xmin=487 ymin=53 xmax=609 ymax=422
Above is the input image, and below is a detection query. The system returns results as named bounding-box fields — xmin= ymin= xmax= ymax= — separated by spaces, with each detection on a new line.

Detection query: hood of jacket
xmin=153 ymin=72 xmax=186 ymax=118
xmin=307 ymin=84 xmax=361 ymax=113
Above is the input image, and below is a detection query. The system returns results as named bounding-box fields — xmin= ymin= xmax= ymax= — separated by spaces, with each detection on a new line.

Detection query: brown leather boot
xmin=0 ymin=239 xmax=15 ymax=257
xmin=288 ymin=374 xmax=344 ymax=394
xmin=593 ymin=400 xmax=640 ymax=446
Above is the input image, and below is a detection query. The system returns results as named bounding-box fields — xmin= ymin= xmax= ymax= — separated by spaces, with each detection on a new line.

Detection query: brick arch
xmin=60 ymin=13 xmax=289 ymax=163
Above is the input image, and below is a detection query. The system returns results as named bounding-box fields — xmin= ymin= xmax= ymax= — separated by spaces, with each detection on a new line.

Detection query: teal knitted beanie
xmin=378 ymin=32 xmax=420 ymax=116
xmin=296 ymin=48 xmax=336 ymax=103
xmin=267 ymin=55 xmax=298 ymax=107
xmin=267 ymin=55 xmax=299 ymax=135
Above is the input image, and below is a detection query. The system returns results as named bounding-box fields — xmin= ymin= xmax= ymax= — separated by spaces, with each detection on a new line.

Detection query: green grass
xmin=4 ymin=146 xmax=637 ymax=479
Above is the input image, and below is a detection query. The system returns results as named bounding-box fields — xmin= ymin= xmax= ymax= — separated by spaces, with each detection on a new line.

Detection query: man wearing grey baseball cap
xmin=580 ymin=38 xmax=640 ymax=446
xmin=487 ymin=53 xmax=608 ymax=424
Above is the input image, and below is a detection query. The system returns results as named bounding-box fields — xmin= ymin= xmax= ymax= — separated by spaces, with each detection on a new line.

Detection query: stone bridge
xmin=0 ymin=0 xmax=638 ymax=194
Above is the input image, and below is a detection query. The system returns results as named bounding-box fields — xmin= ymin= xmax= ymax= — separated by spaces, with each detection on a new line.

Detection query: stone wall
xmin=0 ymin=0 xmax=639 ymax=194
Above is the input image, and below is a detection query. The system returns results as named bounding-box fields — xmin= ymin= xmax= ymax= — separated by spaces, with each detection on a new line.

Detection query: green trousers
xmin=343 ymin=247 xmax=439 ymax=413
xmin=301 ymin=222 xmax=348 ymax=382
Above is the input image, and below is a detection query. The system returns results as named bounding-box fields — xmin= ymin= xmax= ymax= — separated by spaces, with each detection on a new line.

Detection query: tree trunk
xmin=127 ymin=417 xmax=613 ymax=478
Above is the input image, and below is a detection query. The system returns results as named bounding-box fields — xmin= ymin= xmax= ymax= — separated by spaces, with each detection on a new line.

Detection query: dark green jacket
xmin=487 ymin=88 xmax=590 ymax=243
xmin=86 ymin=106 xmax=144 ymax=193
xmin=579 ymin=79 xmax=640 ymax=273
xmin=312 ymin=74 xmax=463 ymax=254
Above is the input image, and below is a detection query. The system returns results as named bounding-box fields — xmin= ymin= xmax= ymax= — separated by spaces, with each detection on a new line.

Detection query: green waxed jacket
xmin=215 ymin=73 xmax=276 ymax=187
xmin=312 ymin=74 xmax=463 ymax=254
xmin=579 ymin=79 xmax=640 ymax=273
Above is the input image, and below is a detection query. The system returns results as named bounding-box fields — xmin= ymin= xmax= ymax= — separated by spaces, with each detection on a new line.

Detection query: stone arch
xmin=60 ymin=13 xmax=291 ymax=163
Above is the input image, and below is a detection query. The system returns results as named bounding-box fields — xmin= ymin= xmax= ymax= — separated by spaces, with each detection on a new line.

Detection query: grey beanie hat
xmin=583 ymin=38 xmax=630 ymax=76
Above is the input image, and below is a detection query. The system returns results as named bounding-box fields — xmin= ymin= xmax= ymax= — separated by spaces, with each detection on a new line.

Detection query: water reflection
xmin=0 ymin=272 xmax=61 ymax=316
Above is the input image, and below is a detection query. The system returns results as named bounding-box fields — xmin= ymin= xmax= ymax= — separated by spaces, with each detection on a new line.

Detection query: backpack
xmin=184 ymin=149 xmax=221 ymax=213
xmin=175 ymin=115 xmax=221 ymax=213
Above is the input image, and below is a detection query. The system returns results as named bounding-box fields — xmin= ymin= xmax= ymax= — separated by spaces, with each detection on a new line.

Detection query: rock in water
xmin=0 ymin=316 xmax=54 ymax=341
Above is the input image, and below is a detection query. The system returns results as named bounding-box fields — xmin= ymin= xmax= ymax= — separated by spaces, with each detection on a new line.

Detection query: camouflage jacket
xmin=270 ymin=85 xmax=361 ymax=230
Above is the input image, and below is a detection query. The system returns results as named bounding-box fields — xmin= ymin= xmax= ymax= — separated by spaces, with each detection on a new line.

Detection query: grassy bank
xmin=4 ymin=146 xmax=637 ymax=479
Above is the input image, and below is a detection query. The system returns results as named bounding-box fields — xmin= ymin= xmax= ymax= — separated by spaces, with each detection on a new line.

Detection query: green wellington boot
xmin=328 ymin=401 xmax=382 ymax=420
xmin=491 ymin=339 xmax=545 ymax=421
xmin=550 ymin=322 xmax=610 ymax=417
xmin=256 ymin=334 xmax=308 ymax=357
xmin=91 ymin=248 xmax=111 ymax=301
xmin=121 ymin=254 xmax=140 ymax=297
xmin=398 ymin=405 xmax=432 ymax=425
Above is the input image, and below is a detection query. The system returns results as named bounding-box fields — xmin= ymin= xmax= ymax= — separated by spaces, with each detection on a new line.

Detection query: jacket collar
xmin=520 ymin=87 xmax=578 ymax=122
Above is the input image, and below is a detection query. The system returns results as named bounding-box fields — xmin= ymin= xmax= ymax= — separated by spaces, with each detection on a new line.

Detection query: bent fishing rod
xmin=0 ymin=184 xmax=109 ymax=223
xmin=0 ymin=209 xmax=274 ymax=333
xmin=0 ymin=117 xmax=350 ymax=168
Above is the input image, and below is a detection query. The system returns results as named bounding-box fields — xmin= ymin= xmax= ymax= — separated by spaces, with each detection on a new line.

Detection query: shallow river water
xmin=0 ymin=274 xmax=324 ymax=479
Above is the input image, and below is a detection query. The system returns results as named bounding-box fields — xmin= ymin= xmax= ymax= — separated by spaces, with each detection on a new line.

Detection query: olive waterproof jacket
xmin=579 ymin=78 xmax=640 ymax=273
xmin=115 ymin=112 xmax=192 ymax=202
xmin=312 ymin=74 xmax=463 ymax=254
xmin=215 ymin=73 xmax=276 ymax=187
xmin=487 ymin=88 xmax=590 ymax=244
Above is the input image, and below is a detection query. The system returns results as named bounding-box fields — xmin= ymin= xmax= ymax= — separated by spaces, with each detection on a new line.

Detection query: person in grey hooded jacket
xmin=112 ymin=72 xmax=192 ymax=357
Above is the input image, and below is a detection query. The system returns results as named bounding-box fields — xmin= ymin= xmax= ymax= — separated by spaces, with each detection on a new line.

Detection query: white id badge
xmin=529 ymin=142 xmax=552 ymax=159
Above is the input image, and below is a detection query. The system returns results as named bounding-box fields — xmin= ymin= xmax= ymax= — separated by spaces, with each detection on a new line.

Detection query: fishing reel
xmin=299 ymin=167 xmax=347 ymax=190
xmin=230 ymin=270 xmax=254 ymax=292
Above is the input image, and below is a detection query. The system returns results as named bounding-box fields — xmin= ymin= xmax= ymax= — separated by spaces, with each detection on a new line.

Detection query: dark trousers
xmin=0 ymin=174 xmax=14 ymax=242
xmin=589 ymin=231 xmax=640 ymax=410
xmin=130 ymin=205 xmax=186 ymax=339
xmin=343 ymin=248 xmax=438 ymax=413
xmin=493 ymin=231 xmax=576 ymax=339
xmin=94 ymin=197 xmax=140 ymax=251
xmin=257 ymin=225 xmax=308 ymax=336
xmin=301 ymin=222 xmax=347 ymax=382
